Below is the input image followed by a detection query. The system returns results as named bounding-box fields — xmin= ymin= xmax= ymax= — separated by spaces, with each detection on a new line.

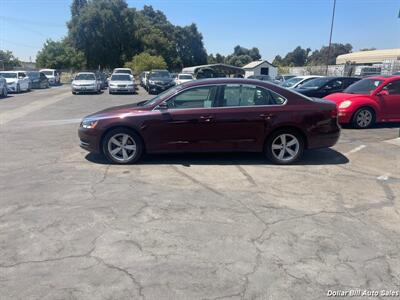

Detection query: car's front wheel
xmin=265 ymin=130 xmax=304 ymax=164
xmin=102 ymin=128 xmax=143 ymax=164
xmin=1 ymin=86 xmax=7 ymax=97
xmin=16 ymin=84 xmax=21 ymax=93
xmin=352 ymin=107 xmax=375 ymax=129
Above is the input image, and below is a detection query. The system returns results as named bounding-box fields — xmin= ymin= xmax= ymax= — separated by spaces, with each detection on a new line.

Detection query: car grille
xmin=118 ymin=85 xmax=126 ymax=88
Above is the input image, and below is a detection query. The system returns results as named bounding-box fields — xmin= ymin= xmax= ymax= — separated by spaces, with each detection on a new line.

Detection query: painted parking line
xmin=0 ymin=91 xmax=71 ymax=126
xmin=344 ymin=145 xmax=366 ymax=156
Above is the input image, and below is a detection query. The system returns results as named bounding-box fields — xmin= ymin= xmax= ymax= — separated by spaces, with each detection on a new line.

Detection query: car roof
xmin=363 ymin=75 xmax=400 ymax=80
xmin=180 ymin=77 xmax=280 ymax=89
xmin=77 ymin=72 xmax=95 ymax=75
xmin=295 ymin=75 xmax=324 ymax=79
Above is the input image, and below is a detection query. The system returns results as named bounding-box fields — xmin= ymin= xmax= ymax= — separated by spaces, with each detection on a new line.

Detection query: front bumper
xmin=109 ymin=86 xmax=135 ymax=93
xmin=72 ymin=86 xmax=97 ymax=93
xmin=78 ymin=127 xmax=102 ymax=153
xmin=337 ymin=110 xmax=353 ymax=124
xmin=7 ymin=83 xmax=17 ymax=92
xmin=148 ymin=84 xmax=174 ymax=94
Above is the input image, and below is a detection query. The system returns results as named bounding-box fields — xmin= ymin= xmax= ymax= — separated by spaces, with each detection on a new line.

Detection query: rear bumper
xmin=72 ymin=86 xmax=97 ymax=93
xmin=109 ymin=87 xmax=135 ymax=93
xmin=78 ymin=127 xmax=102 ymax=153
xmin=307 ymin=127 xmax=341 ymax=149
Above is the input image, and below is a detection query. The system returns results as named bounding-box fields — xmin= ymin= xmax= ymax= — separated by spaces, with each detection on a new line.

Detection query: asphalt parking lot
xmin=0 ymin=85 xmax=399 ymax=300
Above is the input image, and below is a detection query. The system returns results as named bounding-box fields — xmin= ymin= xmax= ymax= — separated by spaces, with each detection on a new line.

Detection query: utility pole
xmin=326 ymin=0 xmax=336 ymax=76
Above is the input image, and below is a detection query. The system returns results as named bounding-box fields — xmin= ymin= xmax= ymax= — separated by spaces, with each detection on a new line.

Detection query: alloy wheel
xmin=355 ymin=109 xmax=372 ymax=128
xmin=107 ymin=133 xmax=137 ymax=162
xmin=271 ymin=134 xmax=300 ymax=162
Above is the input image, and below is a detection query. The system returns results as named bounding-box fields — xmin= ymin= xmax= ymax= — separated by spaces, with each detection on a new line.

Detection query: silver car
xmin=71 ymin=72 xmax=101 ymax=94
xmin=108 ymin=73 xmax=135 ymax=94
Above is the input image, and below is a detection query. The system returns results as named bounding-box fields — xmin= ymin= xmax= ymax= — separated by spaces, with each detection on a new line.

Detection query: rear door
xmin=319 ymin=79 xmax=344 ymax=97
xmin=212 ymin=84 xmax=287 ymax=152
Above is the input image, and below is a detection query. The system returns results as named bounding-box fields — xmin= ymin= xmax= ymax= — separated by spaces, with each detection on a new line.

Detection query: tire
xmin=265 ymin=129 xmax=304 ymax=165
xmin=3 ymin=87 xmax=7 ymax=97
xmin=72 ymin=91 xmax=77 ymax=95
xmin=109 ymin=90 xmax=113 ymax=95
xmin=27 ymin=83 xmax=31 ymax=92
xmin=16 ymin=84 xmax=21 ymax=93
xmin=352 ymin=107 xmax=375 ymax=129
xmin=102 ymin=128 xmax=143 ymax=164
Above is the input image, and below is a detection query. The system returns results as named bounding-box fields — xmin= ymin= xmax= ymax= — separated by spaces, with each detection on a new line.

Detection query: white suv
xmin=40 ymin=69 xmax=60 ymax=85
xmin=0 ymin=71 xmax=31 ymax=93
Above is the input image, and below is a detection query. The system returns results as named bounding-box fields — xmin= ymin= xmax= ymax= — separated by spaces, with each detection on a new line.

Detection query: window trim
xmin=153 ymin=83 xmax=288 ymax=111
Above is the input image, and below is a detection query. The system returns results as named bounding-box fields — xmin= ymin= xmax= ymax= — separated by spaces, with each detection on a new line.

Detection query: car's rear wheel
xmin=265 ymin=130 xmax=304 ymax=164
xmin=352 ymin=107 xmax=375 ymax=129
xmin=102 ymin=128 xmax=143 ymax=164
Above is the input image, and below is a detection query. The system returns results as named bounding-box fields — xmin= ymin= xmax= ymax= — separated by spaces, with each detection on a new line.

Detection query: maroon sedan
xmin=78 ymin=78 xmax=340 ymax=164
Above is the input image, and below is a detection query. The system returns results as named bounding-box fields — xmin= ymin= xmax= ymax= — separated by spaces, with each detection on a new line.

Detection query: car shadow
xmin=0 ymin=94 xmax=13 ymax=100
xmin=85 ymin=148 xmax=349 ymax=166
xmin=341 ymin=122 xmax=400 ymax=129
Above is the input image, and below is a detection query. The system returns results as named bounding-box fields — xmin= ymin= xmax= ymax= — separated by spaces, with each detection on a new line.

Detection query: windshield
xmin=282 ymin=77 xmax=304 ymax=87
xmin=140 ymin=86 xmax=179 ymax=106
xmin=0 ymin=72 xmax=17 ymax=78
xmin=178 ymin=74 xmax=192 ymax=80
xmin=111 ymin=74 xmax=131 ymax=81
xmin=75 ymin=73 xmax=95 ymax=80
xmin=42 ymin=71 xmax=53 ymax=76
xmin=344 ymin=79 xmax=383 ymax=95
xmin=114 ymin=70 xmax=132 ymax=74
xmin=300 ymin=77 xmax=331 ymax=89
xmin=150 ymin=71 xmax=170 ymax=79
xmin=27 ymin=72 xmax=40 ymax=78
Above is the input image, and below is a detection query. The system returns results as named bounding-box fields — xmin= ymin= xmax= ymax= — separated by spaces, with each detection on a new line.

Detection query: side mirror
xmin=377 ymin=90 xmax=389 ymax=96
xmin=157 ymin=102 xmax=168 ymax=110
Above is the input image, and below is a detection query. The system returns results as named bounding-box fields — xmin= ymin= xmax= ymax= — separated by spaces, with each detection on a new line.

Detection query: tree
xmin=280 ymin=46 xmax=311 ymax=67
xmin=174 ymin=24 xmax=207 ymax=68
xmin=272 ymin=55 xmax=283 ymax=66
xmin=308 ymin=43 xmax=352 ymax=65
xmin=124 ymin=52 xmax=167 ymax=75
xmin=36 ymin=39 xmax=86 ymax=70
xmin=68 ymin=0 xmax=139 ymax=68
xmin=71 ymin=0 xmax=87 ymax=17
xmin=0 ymin=50 xmax=21 ymax=70
xmin=360 ymin=47 xmax=376 ymax=51
xmin=220 ymin=45 xmax=262 ymax=67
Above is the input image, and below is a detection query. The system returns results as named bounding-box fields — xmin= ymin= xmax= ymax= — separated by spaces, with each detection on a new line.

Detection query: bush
xmin=124 ymin=53 xmax=167 ymax=75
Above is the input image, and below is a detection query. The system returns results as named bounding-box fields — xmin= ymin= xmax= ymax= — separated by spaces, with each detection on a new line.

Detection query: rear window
xmin=114 ymin=69 xmax=132 ymax=74
xmin=178 ymin=74 xmax=193 ymax=80
xmin=75 ymin=73 xmax=95 ymax=80
xmin=111 ymin=74 xmax=131 ymax=81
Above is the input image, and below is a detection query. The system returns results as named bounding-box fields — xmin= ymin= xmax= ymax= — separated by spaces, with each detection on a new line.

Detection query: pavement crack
xmin=236 ymin=165 xmax=257 ymax=186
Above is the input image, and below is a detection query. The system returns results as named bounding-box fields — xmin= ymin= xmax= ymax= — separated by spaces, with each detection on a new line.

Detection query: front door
xmin=142 ymin=85 xmax=220 ymax=152
xmin=378 ymin=80 xmax=400 ymax=121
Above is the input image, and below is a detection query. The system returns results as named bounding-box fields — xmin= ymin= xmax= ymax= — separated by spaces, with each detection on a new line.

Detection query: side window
xmin=40 ymin=73 xmax=46 ymax=79
xmin=221 ymin=85 xmax=285 ymax=107
xmin=167 ymin=86 xmax=217 ymax=109
xmin=18 ymin=72 xmax=25 ymax=78
xmin=326 ymin=80 xmax=342 ymax=89
xmin=382 ymin=81 xmax=400 ymax=95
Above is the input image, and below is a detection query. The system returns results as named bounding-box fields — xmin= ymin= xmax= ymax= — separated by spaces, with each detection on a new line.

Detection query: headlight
xmin=128 ymin=83 xmax=134 ymax=87
xmin=109 ymin=83 xmax=116 ymax=87
xmin=7 ymin=81 xmax=16 ymax=85
xmin=339 ymin=100 xmax=352 ymax=109
xmin=81 ymin=119 xmax=98 ymax=129
xmin=149 ymin=80 xmax=155 ymax=84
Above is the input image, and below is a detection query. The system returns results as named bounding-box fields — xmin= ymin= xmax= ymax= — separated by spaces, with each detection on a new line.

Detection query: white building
xmin=242 ymin=60 xmax=278 ymax=79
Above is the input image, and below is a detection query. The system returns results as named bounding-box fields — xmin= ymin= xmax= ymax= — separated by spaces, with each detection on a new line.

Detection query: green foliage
xmin=273 ymin=43 xmax=353 ymax=67
xmin=307 ymin=43 xmax=352 ymax=65
xmin=207 ymin=45 xmax=262 ymax=67
xmin=124 ymin=52 xmax=167 ymax=75
xmin=359 ymin=47 xmax=376 ymax=51
xmin=36 ymin=39 xmax=86 ymax=70
xmin=0 ymin=50 xmax=21 ymax=70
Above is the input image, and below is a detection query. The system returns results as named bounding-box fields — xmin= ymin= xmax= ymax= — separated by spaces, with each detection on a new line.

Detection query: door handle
xmin=259 ymin=113 xmax=275 ymax=120
xmin=199 ymin=115 xmax=213 ymax=122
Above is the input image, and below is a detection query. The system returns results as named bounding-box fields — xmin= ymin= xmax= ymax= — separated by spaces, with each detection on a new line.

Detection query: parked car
xmin=274 ymin=74 xmax=296 ymax=84
xmin=140 ymin=71 xmax=150 ymax=88
xmin=175 ymin=73 xmax=194 ymax=85
xmin=40 ymin=69 xmax=60 ymax=85
xmin=71 ymin=72 xmax=101 ymax=94
xmin=247 ymin=75 xmax=271 ymax=81
xmin=324 ymin=76 xmax=400 ymax=128
xmin=393 ymin=71 xmax=400 ymax=75
xmin=281 ymin=75 xmax=323 ymax=89
xmin=112 ymin=68 xmax=133 ymax=76
xmin=78 ymin=78 xmax=340 ymax=165
xmin=108 ymin=73 xmax=135 ymax=94
xmin=294 ymin=77 xmax=360 ymax=98
xmin=0 ymin=76 xmax=7 ymax=97
xmin=147 ymin=69 xmax=175 ymax=94
xmin=26 ymin=71 xmax=49 ymax=89
xmin=0 ymin=71 xmax=31 ymax=93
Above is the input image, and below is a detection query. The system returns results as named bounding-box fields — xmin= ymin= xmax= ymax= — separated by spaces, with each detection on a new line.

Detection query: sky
xmin=0 ymin=0 xmax=399 ymax=62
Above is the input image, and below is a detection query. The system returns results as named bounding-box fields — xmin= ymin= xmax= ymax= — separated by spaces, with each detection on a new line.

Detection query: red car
xmin=79 ymin=78 xmax=340 ymax=164
xmin=324 ymin=76 xmax=400 ymax=128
